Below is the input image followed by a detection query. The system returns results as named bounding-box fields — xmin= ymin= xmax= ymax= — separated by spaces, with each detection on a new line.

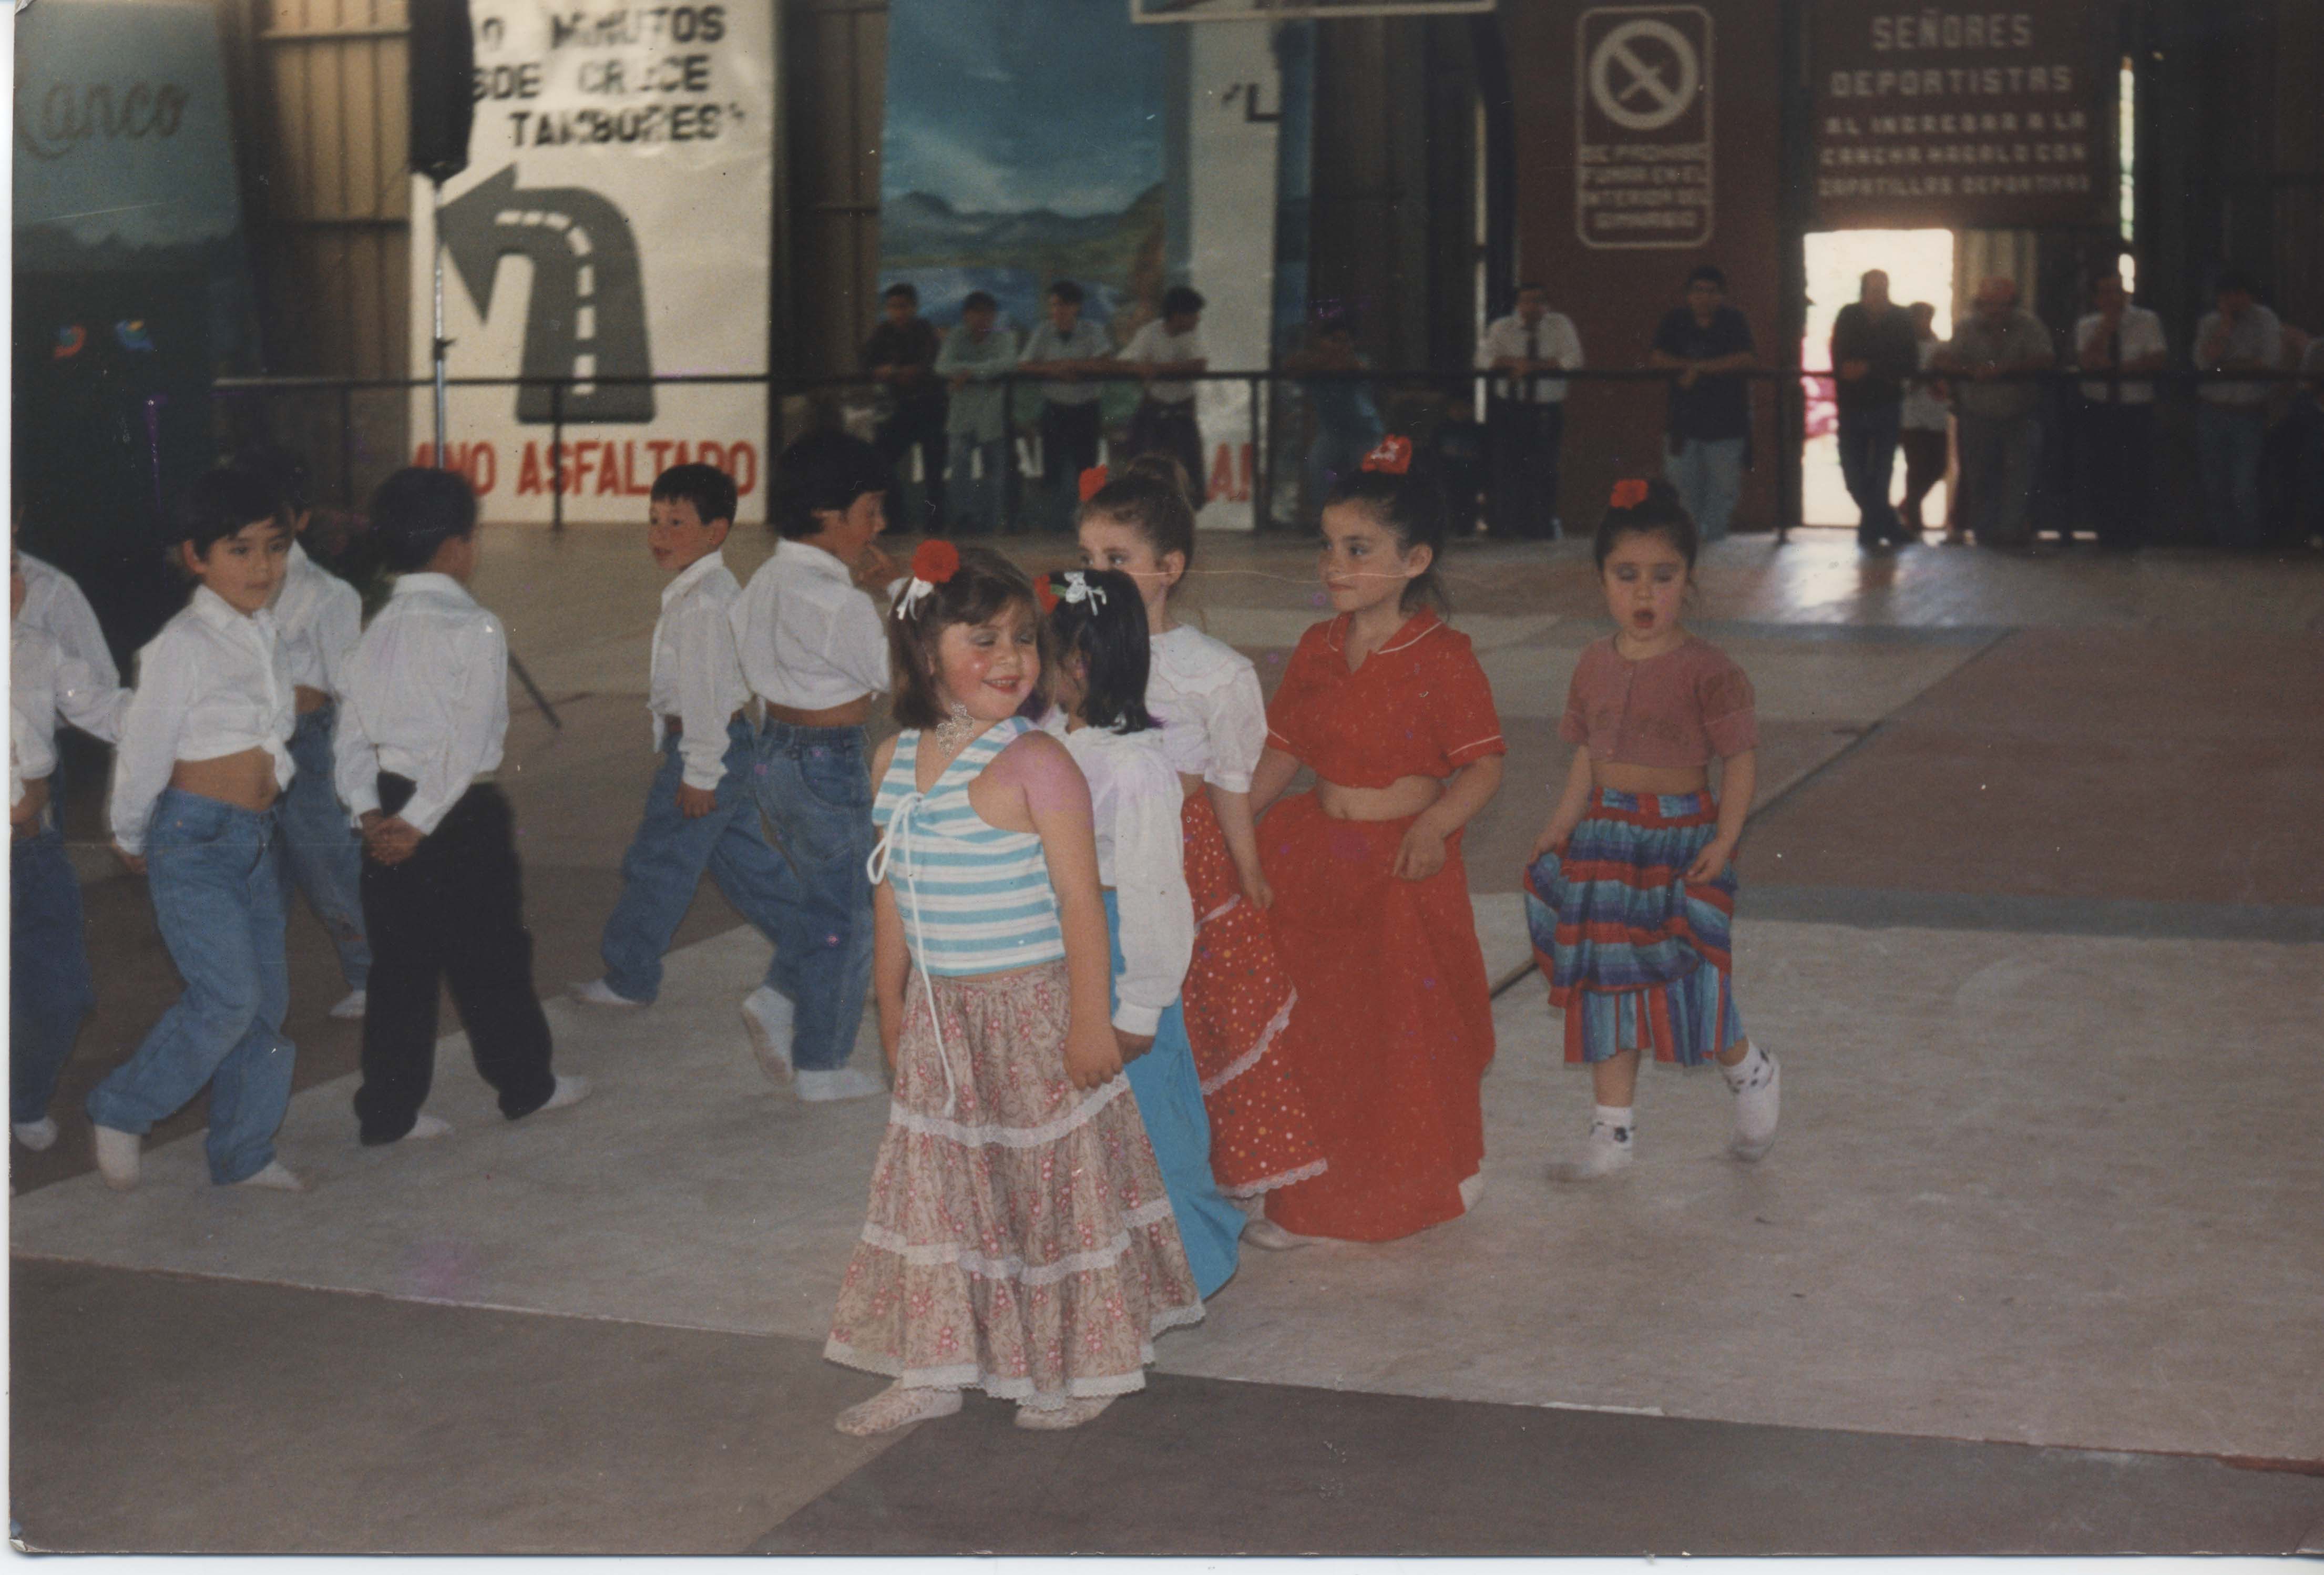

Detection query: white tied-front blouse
xmin=1146 ymin=623 xmax=1267 ymax=794
xmin=1039 ymin=710 xmax=1195 ymax=1038
xmin=649 ymin=548 xmax=753 ymax=791
xmin=271 ymin=540 xmax=363 ymax=698
xmin=333 ymin=572 xmax=509 ymax=836
xmin=109 ymin=588 xmax=296 ymax=855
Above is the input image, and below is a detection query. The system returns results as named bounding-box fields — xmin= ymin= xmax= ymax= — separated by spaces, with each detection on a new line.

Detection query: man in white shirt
xmin=571 ymin=464 xmax=800 ymax=1066
xmin=2072 ymin=270 xmax=2169 ymax=551
xmin=335 ymin=467 xmax=587 ymax=1147
xmin=2194 ymin=269 xmax=2286 ymax=548
xmin=239 ymin=443 xmax=372 ymax=1017
xmin=1475 ymin=282 xmax=1584 ymax=539
xmin=1017 ymin=279 xmax=1116 ymax=533
xmin=725 ymin=431 xmax=900 ymax=1101
xmin=1122 ymin=285 xmax=1210 ymax=507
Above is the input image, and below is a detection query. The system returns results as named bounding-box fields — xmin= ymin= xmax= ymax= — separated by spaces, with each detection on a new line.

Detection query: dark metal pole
xmin=549 ymin=380 xmax=565 ymax=533
xmin=1247 ymin=374 xmax=1265 ymax=532
xmin=1001 ymin=374 xmax=1017 ymax=534
xmin=339 ymin=383 xmax=356 ymax=507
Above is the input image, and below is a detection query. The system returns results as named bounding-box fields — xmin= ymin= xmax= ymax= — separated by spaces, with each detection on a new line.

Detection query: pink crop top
xmin=1560 ymin=635 xmax=1757 ymax=768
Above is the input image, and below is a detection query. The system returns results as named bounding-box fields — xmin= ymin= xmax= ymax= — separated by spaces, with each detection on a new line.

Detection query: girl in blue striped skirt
xmin=1522 ymin=479 xmax=1779 ymax=1179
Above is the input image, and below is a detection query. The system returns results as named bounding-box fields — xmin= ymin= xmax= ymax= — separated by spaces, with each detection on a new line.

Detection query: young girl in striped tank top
xmin=825 ymin=544 xmax=1201 ymax=1437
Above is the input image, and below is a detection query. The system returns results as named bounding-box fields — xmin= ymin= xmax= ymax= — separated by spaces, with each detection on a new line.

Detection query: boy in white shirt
xmin=724 ymin=432 xmax=899 ymax=1100
xmin=88 ymin=469 xmax=305 ymax=1193
xmin=1122 ymin=285 xmax=1210 ymax=507
xmin=238 ymin=443 xmax=372 ymax=1018
xmin=12 ymin=556 xmax=126 ymax=1152
xmin=333 ymin=468 xmax=587 ymax=1147
xmin=571 ymin=465 xmax=797 ymax=1058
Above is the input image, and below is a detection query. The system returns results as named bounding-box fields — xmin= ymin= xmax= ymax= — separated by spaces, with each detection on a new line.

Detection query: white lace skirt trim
xmin=886 ymin=1071 xmax=1131 ymax=1149
xmin=1196 ymin=989 xmax=1298 ymax=1096
xmin=1196 ymin=892 xmax=1242 ymax=928
xmin=1218 ymin=1157 xmax=1329 ymax=1200
xmin=824 ymin=1300 xmax=1204 ymax=1406
xmin=855 ymin=1197 xmax=1179 ymax=1285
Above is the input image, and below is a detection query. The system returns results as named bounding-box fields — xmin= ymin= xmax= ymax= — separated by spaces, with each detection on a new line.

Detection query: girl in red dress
xmin=1078 ymin=459 xmax=1329 ymax=1240
xmin=1248 ymin=441 xmax=1508 ymax=1242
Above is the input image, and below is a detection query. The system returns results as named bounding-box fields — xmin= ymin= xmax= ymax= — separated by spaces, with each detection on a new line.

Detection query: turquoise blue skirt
xmin=1106 ymin=889 xmax=1242 ymax=1298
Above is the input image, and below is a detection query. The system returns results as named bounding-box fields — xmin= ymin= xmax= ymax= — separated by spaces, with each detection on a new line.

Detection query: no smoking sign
xmin=1576 ymin=5 xmax=1714 ymax=249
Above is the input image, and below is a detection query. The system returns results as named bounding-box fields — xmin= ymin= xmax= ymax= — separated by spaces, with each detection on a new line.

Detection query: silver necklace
xmin=932 ymin=700 xmax=977 ymax=758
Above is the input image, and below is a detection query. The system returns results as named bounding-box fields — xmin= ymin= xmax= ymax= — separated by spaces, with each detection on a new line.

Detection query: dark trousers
xmin=1837 ymin=402 xmax=1905 ymax=544
xmin=2076 ymin=402 xmax=2153 ymax=549
xmin=1487 ymin=400 xmax=1565 ymax=539
xmin=874 ymin=396 xmax=948 ymax=533
xmin=1040 ymin=401 xmax=1104 ymax=532
xmin=1125 ymin=398 xmax=1209 ymax=506
xmin=355 ymin=777 xmax=556 ymax=1143
xmin=1899 ymin=427 xmax=1948 ymax=530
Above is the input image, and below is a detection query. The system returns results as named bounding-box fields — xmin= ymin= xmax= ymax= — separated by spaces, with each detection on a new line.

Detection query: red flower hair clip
xmin=1035 ymin=575 xmax=1062 ymax=614
xmin=1078 ymin=466 xmax=1111 ymax=502
xmin=893 ymin=538 xmax=963 ymax=620
xmin=1359 ymin=435 xmax=1412 ymax=476
xmin=1609 ymin=478 xmax=1651 ymax=510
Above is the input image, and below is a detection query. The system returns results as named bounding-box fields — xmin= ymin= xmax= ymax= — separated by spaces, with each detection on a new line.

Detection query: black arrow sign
xmin=441 ymin=165 xmax=654 ymax=424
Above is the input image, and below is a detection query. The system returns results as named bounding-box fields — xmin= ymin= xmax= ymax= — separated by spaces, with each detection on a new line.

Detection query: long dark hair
xmin=1323 ymin=460 xmax=1451 ymax=615
xmin=1040 ymin=569 xmax=1155 ymax=734
xmin=884 ymin=546 xmax=1049 ymax=729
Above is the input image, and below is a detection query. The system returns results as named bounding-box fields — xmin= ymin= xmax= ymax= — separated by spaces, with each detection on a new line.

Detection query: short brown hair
xmin=885 ymin=546 xmax=1050 ymax=729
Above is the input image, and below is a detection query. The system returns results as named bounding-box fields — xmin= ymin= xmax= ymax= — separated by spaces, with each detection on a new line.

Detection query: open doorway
xmin=1800 ymin=230 xmax=1955 ymax=528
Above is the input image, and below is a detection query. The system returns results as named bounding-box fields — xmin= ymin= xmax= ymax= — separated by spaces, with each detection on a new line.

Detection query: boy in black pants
xmin=332 ymin=468 xmax=587 ymax=1144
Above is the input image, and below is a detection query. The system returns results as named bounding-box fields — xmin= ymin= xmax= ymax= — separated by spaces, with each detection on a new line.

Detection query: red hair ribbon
xmin=1035 ymin=575 xmax=1062 ymax=614
xmin=1078 ymin=466 xmax=1110 ymax=502
xmin=1359 ymin=435 xmax=1412 ymax=476
xmin=909 ymin=538 xmax=961 ymax=585
xmin=1609 ymin=478 xmax=1650 ymax=510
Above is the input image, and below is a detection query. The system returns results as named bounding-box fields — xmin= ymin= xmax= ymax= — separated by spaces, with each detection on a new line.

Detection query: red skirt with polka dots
xmin=1177 ymin=793 xmax=1329 ymax=1199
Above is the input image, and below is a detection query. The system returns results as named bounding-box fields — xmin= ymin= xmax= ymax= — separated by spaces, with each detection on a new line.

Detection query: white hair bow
xmin=1058 ymin=570 xmax=1107 ymax=609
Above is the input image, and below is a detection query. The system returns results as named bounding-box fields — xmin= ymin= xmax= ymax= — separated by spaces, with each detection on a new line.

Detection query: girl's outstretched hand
xmin=1391 ymin=822 xmax=1448 ymax=882
xmin=1684 ymin=836 xmax=1734 ymax=884
xmin=1064 ymin=1018 xmax=1123 ymax=1090
xmin=1238 ymin=867 xmax=1274 ymax=911
xmin=1528 ymin=819 xmax=1575 ymax=865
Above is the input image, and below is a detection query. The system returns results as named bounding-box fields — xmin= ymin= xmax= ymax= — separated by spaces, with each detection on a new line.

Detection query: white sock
xmin=1592 ymin=1105 xmax=1636 ymax=1144
xmin=1722 ymin=1042 xmax=1772 ymax=1092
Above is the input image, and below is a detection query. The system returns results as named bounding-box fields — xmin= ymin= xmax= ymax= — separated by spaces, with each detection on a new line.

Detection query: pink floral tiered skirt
xmin=825 ymin=961 xmax=1204 ymax=1406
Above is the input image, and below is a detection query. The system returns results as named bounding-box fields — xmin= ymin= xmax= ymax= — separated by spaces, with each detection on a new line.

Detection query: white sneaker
xmin=795 ymin=1066 xmax=886 ymax=1103
xmin=13 ymin=1117 xmax=58 ymax=1152
xmin=327 ymin=990 xmax=367 ymax=1021
xmin=232 ymin=1160 xmax=306 ymax=1193
xmin=402 ymin=1112 xmax=453 ymax=1141
xmin=569 ymin=979 xmax=648 ymax=1009
xmin=93 ymin=1125 xmax=141 ymax=1191
xmin=835 ymin=1382 xmax=962 ymax=1436
xmin=1013 ymin=1395 xmax=1115 ymax=1431
xmin=1725 ymin=1045 xmax=1780 ymax=1162
xmin=1241 ymin=1216 xmax=1320 ymax=1251
xmin=741 ymin=986 xmax=796 ymax=1085
xmin=1548 ymin=1121 xmax=1635 ymax=1182
xmin=537 ymin=1075 xmax=592 ymax=1113
xmin=1459 ymin=1170 xmax=1487 ymax=1211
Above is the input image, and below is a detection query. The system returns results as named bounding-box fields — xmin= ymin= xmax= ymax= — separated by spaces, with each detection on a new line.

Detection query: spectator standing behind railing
xmin=863 ymin=283 xmax=947 ymax=535
xmin=1829 ymin=269 xmax=1921 ymax=550
xmin=1899 ymin=303 xmax=1954 ymax=541
xmin=1016 ymin=280 xmax=1115 ymax=534
xmin=1477 ymin=283 xmax=1583 ymax=540
xmin=2291 ymin=336 xmax=2324 ymax=546
xmin=1648 ymin=265 xmax=1757 ymax=542
xmin=1936 ymin=277 xmax=2054 ymax=550
xmin=2193 ymin=270 xmax=2284 ymax=550
xmin=1122 ymin=285 xmax=1211 ymax=509
xmin=934 ymin=291 xmax=1017 ymax=538
xmin=1283 ymin=310 xmax=1385 ymax=514
xmin=2072 ymin=269 xmax=2169 ymax=554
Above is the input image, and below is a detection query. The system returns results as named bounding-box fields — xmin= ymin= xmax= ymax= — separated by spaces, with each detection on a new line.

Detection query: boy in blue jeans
xmin=570 ymin=465 xmax=798 ymax=1075
xmin=722 ymin=432 xmax=899 ymax=1101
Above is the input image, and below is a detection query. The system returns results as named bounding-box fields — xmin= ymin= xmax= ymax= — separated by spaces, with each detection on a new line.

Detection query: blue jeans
xmin=1836 ymin=403 xmax=1903 ymax=542
xmin=87 ymin=790 xmax=295 ymax=1184
xmin=2197 ymin=403 xmax=2267 ymax=548
xmin=600 ymin=720 xmax=788 ymax=1003
xmin=746 ymin=721 xmax=874 ymax=1072
xmin=1664 ymin=436 xmax=1747 ymax=541
xmin=12 ymin=825 xmax=95 ymax=1125
xmin=946 ymin=434 xmax=1008 ymax=536
xmin=280 ymin=705 xmax=371 ymax=991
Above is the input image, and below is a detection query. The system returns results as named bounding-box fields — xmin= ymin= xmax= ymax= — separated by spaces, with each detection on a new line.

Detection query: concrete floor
xmin=12 ymin=524 xmax=2324 ymax=1554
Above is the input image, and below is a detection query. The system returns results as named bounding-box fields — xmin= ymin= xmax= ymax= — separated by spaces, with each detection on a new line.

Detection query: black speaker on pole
xmin=408 ymin=0 xmax=475 ymax=182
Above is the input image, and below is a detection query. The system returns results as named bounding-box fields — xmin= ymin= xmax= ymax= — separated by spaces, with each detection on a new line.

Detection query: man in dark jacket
xmin=1829 ymin=269 xmax=1921 ymax=549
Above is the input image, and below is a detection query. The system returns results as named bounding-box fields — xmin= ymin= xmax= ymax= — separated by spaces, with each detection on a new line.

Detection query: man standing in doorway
xmin=2193 ymin=269 xmax=2284 ymax=549
xmin=1829 ymin=269 xmax=1921 ymax=549
xmin=1650 ymin=265 xmax=1757 ymax=541
xmin=1937 ymin=276 xmax=2055 ymax=550
xmin=2072 ymin=268 xmax=2168 ymax=552
xmin=863 ymin=283 xmax=947 ymax=534
xmin=1476 ymin=282 xmax=1583 ymax=539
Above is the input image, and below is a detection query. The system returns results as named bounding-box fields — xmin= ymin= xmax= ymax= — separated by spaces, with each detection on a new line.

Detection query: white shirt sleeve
xmin=108 ymin=636 xmax=194 ymax=855
xmin=51 ymin=648 xmax=128 ymax=744
xmin=674 ymin=594 xmax=738 ymax=791
xmin=728 ymin=560 xmax=779 ymax=701
xmin=1204 ymin=662 xmax=1267 ymax=793
xmin=1472 ymin=321 xmax=1502 ymax=371
xmin=1551 ymin=315 xmax=1585 ymax=369
xmin=315 ymin=577 xmax=362 ymax=700
xmin=44 ymin=572 xmax=119 ymax=690
xmin=333 ymin=666 xmax=383 ymax=826
xmin=398 ymin=620 xmax=505 ymax=836
xmin=821 ymin=589 xmax=894 ymax=699
xmin=1109 ymin=748 xmax=1194 ymax=1036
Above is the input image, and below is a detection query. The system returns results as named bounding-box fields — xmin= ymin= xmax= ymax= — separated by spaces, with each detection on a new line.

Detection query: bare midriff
xmin=169 ymin=748 xmax=281 ymax=812
xmin=1316 ymin=773 xmax=1442 ymax=822
xmin=1594 ymin=759 xmax=1712 ymax=797
xmin=766 ymin=697 xmax=871 ymax=728
xmin=294 ymin=684 xmax=332 ymax=715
